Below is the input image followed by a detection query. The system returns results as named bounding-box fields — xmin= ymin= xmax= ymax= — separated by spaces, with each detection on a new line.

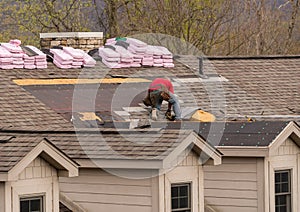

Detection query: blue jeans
xmin=150 ymin=90 xmax=182 ymax=120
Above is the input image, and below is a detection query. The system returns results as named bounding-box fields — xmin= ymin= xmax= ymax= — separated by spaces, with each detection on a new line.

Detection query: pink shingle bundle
xmin=9 ymin=39 xmax=22 ymax=47
xmin=98 ymin=47 xmax=121 ymax=68
xmin=23 ymin=54 xmax=36 ymax=69
xmin=25 ymin=45 xmax=47 ymax=69
xmin=50 ymin=47 xmax=96 ymax=69
xmin=82 ymin=51 xmax=96 ymax=67
xmin=0 ymin=46 xmax=14 ymax=69
xmin=100 ymin=37 xmax=174 ymax=69
xmin=1 ymin=42 xmax=24 ymax=68
xmin=63 ymin=47 xmax=84 ymax=68
xmin=1 ymin=42 xmax=23 ymax=53
xmin=0 ymin=39 xmax=48 ymax=70
xmin=50 ymin=49 xmax=73 ymax=69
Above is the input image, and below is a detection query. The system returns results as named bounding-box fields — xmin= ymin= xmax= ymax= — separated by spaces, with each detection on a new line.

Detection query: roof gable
xmin=163 ymin=131 xmax=221 ymax=169
xmin=269 ymin=122 xmax=300 ymax=156
xmin=2 ymin=139 xmax=78 ymax=181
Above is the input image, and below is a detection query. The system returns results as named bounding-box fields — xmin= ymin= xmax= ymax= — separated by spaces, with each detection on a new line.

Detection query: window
xmin=275 ymin=170 xmax=291 ymax=212
xmin=20 ymin=196 xmax=43 ymax=212
xmin=171 ymin=183 xmax=191 ymax=212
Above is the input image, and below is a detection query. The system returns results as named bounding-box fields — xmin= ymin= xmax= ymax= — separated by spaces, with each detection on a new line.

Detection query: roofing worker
xmin=143 ymin=78 xmax=182 ymax=121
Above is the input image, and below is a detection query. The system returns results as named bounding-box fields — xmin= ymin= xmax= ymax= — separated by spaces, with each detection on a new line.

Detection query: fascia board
xmin=8 ymin=140 xmax=78 ymax=181
xmin=162 ymin=132 xmax=222 ymax=169
xmin=75 ymin=158 xmax=163 ymax=169
xmin=216 ymin=146 xmax=269 ymax=157
xmin=268 ymin=121 xmax=300 ymax=156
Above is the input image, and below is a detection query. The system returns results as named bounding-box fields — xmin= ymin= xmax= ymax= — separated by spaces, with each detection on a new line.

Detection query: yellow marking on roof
xmin=78 ymin=112 xmax=102 ymax=122
xmin=13 ymin=78 xmax=151 ymax=85
xmin=190 ymin=110 xmax=216 ymax=122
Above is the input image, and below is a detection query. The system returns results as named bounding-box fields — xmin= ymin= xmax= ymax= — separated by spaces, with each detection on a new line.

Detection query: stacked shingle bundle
xmin=0 ymin=46 xmax=13 ymax=69
xmin=126 ymin=38 xmax=148 ymax=61
xmin=23 ymin=54 xmax=36 ymax=69
xmin=0 ymin=39 xmax=49 ymax=70
xmin=98 ymin=47 xmax=121 ymax=68
xmin=25 ymin=45 xmax=47 ymax=69
xmin=99 ymin=37 xmax=174 ymax=69
xmin=157 ymin=46 xmax=174 ymax=68
xmin=63 ymin=47 xmax=84 ymax=69
xmin=1 ymin=41 xmax=24 ymax=69
xmin=50 ymin=49 xmax=73 ymax=69
xmin=113 ymin=44 xmax=136 ymax=68
xmin=82 ymin=51 xmax=96 ymax=68
xmin=50 ymin=47 xmax=96 ymax=69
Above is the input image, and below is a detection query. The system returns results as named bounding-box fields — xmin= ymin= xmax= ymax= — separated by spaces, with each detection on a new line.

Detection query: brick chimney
xmin=40 ymin=32 xmax=103 ymax=52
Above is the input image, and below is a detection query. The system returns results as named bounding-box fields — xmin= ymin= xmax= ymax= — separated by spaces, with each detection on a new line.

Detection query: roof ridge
xmin=0 ymin=127 xmax=188 ymax=134
xmin=202 ymin=55 xmax=300 ymax=60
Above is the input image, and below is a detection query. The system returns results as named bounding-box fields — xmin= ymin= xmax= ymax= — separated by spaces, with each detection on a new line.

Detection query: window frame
xmin=267 ymin=154 xmax=298 ymax=212
xmin=20 ymin=195 xmax=44 ymax=212
xmin=275 ymin=170 xmax=292 ymax=212
xmin=171 ymin=183 xmax=191 ymax=212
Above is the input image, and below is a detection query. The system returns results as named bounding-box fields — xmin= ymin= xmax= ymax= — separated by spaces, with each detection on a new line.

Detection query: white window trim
xmin=268 ymin=155 xmax=298 ymax=212
xmin=160 ymin=165 xmax=204 ymax=212
xmin=5 ymin=177 xmax=59 ymax=212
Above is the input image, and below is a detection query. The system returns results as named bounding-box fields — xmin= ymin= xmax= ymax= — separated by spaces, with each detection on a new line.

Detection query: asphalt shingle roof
xmin=0 ymin=127 xmax=193 ymax=171
xmin=0 ymin=55 xmax=299 ymax=170
xmin=4 ymin=55 xmax=298 ymax=126
xmin=0 ymin=121 xmax=290 ymax=172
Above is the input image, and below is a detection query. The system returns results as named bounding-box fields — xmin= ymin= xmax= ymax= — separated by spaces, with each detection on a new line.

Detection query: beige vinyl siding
xmin=59 ymin=168 xmax=155 ymax=212
xmin=177 ymin=149 xmax=200 ymax=166
xmin=18 ymin=157 xmax=57 ymax=180
xmin=203 ymin=157 xmax=264 ymax=212
xmin=272 ymin=137 xmax=300 ymax=156
xmin=0 ymin=182 xmax=4 ymax=212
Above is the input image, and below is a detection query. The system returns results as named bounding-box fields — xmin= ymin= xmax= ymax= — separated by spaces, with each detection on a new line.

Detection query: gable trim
xmin=163 ymin=132 xmax=222 ymax=169
xmin=7 ymin=140 xmax=79 ymax=181
xmin=216 ymin=146 xmax=269 ymax=157
xmin=0 ymin=173 xmax=8 ymax=181
xmin=268 ymin=122 xmax=300 ymax=156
